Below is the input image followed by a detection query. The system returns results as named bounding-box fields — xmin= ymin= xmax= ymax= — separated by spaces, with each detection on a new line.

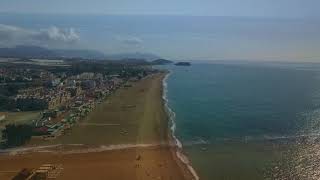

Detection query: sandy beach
xmin=0 ymin=72 xmax=194 ymax=180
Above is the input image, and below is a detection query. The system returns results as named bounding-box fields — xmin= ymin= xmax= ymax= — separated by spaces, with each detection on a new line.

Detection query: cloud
xmin=0 ymin=24 xmax=80 ymax=47
xmin=35 ymin=26 xmax=80 ymax=43
xmin=117 ymin=36 xmax=143 ymax=45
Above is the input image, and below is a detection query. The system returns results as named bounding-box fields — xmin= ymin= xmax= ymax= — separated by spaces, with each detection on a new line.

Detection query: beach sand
xmin=0 ymin=72 xmax=194 ymax=180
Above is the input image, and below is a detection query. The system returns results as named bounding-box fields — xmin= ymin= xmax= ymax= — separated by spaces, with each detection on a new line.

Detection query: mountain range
xmin=0 ymin=45 xmax=161 ymax=61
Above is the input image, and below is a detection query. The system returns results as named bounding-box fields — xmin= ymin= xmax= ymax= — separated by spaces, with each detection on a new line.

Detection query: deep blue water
xmin=164 ymin=62 xmax=320 ymax=179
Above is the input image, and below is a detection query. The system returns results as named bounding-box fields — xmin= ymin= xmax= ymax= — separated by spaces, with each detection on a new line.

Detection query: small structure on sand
xmin=12 ymin=164 xmax=63 ymax=180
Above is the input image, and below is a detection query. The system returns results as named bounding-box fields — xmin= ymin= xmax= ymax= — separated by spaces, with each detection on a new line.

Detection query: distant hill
xmin=115 ymin=58 xmax=149 ymax=65
xmin=54 ymin=49 xmax=106 ymax=59
xmin=0 ymin=45 xmax=106 ymax=59
xmin=106 ymin=52 xmax=161 ymax=61
xmin=0 ymin=46 xmax=161 ymax=61
xmin=0 ymin=45 xmax=58 ymax=58
xmin=151 ymin=59 xmax=173 ymax=65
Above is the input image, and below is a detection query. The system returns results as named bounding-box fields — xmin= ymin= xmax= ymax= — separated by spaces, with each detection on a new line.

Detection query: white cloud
xmin=0 ymin=24 xmax=80 ymax=47
xmin=37 ymin=26 xmax=79 ymax=42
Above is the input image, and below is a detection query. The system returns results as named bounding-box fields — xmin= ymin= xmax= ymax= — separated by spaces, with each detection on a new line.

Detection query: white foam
xmin=162 ymin=72 xmax=183 ymax=148
xmin=183 ymin=138 xmax=210 ymax=146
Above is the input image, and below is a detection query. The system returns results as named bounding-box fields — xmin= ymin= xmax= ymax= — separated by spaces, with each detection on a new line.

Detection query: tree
xmin=1 ymin=124 xmax=33 ymax=147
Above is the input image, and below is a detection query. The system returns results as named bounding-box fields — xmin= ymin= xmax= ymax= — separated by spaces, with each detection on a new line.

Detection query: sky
xmin=1 ymin=0 xmax=320 ymax=18
xmin=0 ymin=0 xmax=319 ymax=61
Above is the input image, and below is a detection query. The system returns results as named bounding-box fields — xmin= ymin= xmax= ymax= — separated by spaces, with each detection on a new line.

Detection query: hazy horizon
xmin=0 ymin=0 xmax=319 ymax=62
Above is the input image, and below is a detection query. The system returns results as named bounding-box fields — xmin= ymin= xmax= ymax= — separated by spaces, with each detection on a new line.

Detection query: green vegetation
xmin=16 ymin=98 xmax=48 ymax=111
xmin=1 ymin=124 xmax=33 ymax=147
xmin=1 ymin=111 xmax=41 ymax=126
xmin=0 ymin=95 xmax=16 ymax=111
xmin=0 ymin=111 xmax=40 ymax=147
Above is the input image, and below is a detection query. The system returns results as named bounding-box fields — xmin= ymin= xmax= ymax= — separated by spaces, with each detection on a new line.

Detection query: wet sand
xmin=0 ymin=73 xmax=194 ymax=180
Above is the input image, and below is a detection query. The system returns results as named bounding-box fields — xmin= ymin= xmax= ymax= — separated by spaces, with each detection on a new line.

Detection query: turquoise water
xmin=164 ymin=62 xmax=320 ymax=179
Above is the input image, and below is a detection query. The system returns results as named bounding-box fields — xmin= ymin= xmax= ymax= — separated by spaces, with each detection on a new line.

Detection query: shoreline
xmin=0 ymin=72 xmax=197 ymax=180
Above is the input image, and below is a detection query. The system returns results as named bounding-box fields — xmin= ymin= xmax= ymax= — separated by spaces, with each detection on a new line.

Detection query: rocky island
xmin=175 ymin=62 xmax=191 ymax=66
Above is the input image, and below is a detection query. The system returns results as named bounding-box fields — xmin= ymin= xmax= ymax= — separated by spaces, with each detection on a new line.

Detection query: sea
xmin=161 ymin=62 xmax=320 ymax=180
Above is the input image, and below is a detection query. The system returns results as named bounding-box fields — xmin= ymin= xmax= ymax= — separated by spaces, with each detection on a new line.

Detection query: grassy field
xmin=0 ymin=111 xmax=41 ymax=126
xmin=29 ymin=73 xmax=168 ymax=146
xmin=0 ymin=111 xmax=41 ymax=141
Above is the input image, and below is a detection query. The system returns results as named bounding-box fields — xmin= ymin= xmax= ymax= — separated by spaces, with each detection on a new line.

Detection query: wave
xmin=182 ymin=138 xmax=210 ymax=146
xmin=181 ymin=133 xmax=320 ymax=145
xmin=162 ymin=71 xmax=200 ymax=180
xmin=162 ymin=72 xmax=182 ymax=148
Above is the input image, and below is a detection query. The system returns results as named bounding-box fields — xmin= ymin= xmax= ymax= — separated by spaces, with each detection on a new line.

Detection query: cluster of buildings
xmin=13 ymin=71 xmax=127 ymax=139
xmin=0 ymin=67 xmax=35 ymax=83
xmin=15 ymin=87 xmax=72 ymax=110
xmin=0 ymin=61 xmax=155 ymax=142
xmin=14 ymin=72 xmax=123 ymax=111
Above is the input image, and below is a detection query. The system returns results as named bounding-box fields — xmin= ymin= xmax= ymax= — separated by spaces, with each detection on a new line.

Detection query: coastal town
xmin=0 ymin=57 xmax=195 ymax=180
xmin=0 ymin=59 xmax=156 ymax=147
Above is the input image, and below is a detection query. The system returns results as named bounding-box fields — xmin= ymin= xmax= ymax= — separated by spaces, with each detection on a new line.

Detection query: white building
xmin=0 ymin=112 xmax=6 ymax=121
